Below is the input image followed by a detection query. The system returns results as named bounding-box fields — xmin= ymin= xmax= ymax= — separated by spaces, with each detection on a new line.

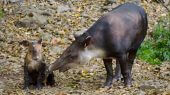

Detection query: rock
xmin=0 ymin=80 xmax=5 ymax=94
xmin=0 ymin=19 xmax=6 ymax=26
xmin=75 ymin=28 xmax=87 ymax=36
xmin=107 ymin=0 xmax=116 ymax=4
xmin=51 ymin=37 xmax=58 ymax=46
xmin=81 ymin=12 xmax=90 ymax=18
xmin=57 ymin=5 xmax=71 ymax=13
xmin=47 ymin=0 xmax=56 ymax=5
xmin=140 ymin=84 xmax=156 ymax=90
xmin=14 ymin=12 xmax=48 ymax=29
xmin=0 ymin=0 xmax=22 ymax=4
xmin=44 ymin=24 xmax=53 ymax=30
xmin=102 ymin=5 xmax=113 ymax=11
xmin=14 ymin=19 xmax=38 ymax=29
xmin=140 ymin=80 xmax=169 ymax=91
xmin=32 ymin=12 xmax=48 ymax=25
xmin=163 ymin=0 xmax=170 ymax=6
xmin=159 ymin=62 xmax=170 ymax=81
xmin=41 ymin=32 xmax=52 ymax=42
xmin=135 ymin=90 xmax=146 ymax=95
xmin=10 ymin=0 xmax=21 ymax=3
xmin=50 ymin=46 xmax=63 ymax=55
xmin=130 ymin=0 xmax=141 ymax=5
xmin=68 ymin=35 xmax=75 ymax=41
xmin=0 ymin=30 xmax=5 ymax=41
xmin=160 ymin=71 xmax=170 ymax=81
xmin=58 ymin=31 xmax=65 ymax=35
xmin=41 ymin=12 xmax=52 ymax=16
xmin=38 ymin=27 xmax=43 ymax=33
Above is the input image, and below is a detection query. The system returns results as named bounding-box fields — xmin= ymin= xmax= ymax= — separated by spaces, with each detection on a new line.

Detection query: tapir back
xmin=87 ymin=3 xmax=148 ymax=57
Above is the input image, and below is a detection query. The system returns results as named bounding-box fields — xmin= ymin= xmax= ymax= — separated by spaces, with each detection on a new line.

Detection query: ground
xmin=0 ymin=0 xmax=170 ymax=95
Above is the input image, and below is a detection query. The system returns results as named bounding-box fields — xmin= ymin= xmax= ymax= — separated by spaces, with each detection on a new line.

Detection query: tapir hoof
xmin=124 ymin=79 xmax=132 ymax=88
xmin=103 ymin=80 xmax=113 ymax=88
xmin=112 ymin=76 xmax=121 ymax=83
xmin=23 ymin=86 xmax=29 ymax=91
xmin=36 ymin=84 xmax=43 ymax=90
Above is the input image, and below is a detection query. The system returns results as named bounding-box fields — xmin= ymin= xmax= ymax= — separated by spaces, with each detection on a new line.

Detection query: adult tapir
xmin=48 ymin=3 xmax=148 ymax=87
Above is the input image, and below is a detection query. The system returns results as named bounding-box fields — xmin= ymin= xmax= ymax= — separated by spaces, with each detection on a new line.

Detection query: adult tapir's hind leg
xmin=117 ymin=54 xmax=132 ymax=87
xmin=128 ymin=49 xmax=138 ymax=77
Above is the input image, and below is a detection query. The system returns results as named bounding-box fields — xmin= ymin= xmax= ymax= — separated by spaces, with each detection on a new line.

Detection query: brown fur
xmin=22 ymin=39 xmax=55 ymax=90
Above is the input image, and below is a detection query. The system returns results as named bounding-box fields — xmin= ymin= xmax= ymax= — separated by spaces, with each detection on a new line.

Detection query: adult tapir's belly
xmin=89 ymin=3 xmax=147 ymax=57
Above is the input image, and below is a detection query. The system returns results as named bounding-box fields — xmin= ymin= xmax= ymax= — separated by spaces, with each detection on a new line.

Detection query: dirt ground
xmin=0 ymin=0 xmax=170 ymax=95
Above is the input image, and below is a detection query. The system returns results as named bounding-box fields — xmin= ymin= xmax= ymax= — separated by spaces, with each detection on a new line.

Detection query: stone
xmin=163 ymin=0 xmax=170 ymax=6
xmin=47 ymin=0 xmax=56 ymax=5
xmin=57 ymin=5 xmax=71 ymax=13
xmin=0 ymin=0 xmax=24 ymax=5
xmin=0 ymin=80 xmax=5 ymax=94
xmin=14 ymin=12 xmax=48 ymax=29
xmin=136 ymin=90 xmax=146 ymax=95
xmin=107 ymin=0 xmax=116 ymax=4
xmin=140 ymin=80 xmax=169 ymax=91
xmin=41 ymin=32 xmax=52 ymax=42
xmin=50 ymin=46 xmax=63 ymax=55
xmin=44 ymin=24 xmax=54 ymax=30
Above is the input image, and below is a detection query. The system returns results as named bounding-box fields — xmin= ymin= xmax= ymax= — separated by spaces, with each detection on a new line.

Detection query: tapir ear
xmin=38 ymin=38 xmax=42 ymax=44
xmin=82 ymin=36 xmax=91 ymax=47
xmin=20 ymin=40 xmax=30 ymax=47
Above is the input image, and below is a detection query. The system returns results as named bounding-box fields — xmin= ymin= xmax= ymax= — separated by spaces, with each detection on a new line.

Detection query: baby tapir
xmin=21 ymin=39 xmax=55 ymax=90
xmin=48 ymin=3 xmax=148 ymax=87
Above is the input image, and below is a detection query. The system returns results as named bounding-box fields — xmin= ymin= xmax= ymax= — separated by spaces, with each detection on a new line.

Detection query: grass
xmin=0 ymin=8 xmax=4 ymax=19
xmin=137 ymin=15 xmax=170 ymax=64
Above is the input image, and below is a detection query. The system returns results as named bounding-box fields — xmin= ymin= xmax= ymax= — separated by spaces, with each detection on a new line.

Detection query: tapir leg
xmin=24 ymin=66 xmax=30 ymax=90
xmin=128 ymin=49 xmax=138 ymax=77
xmin=103 ymin=58 xmax=113 ymax=87
xmin=112 ymin=59 xmax=121 ymax=83
xmin=36 ymin=63 xmax=46 ymax=89
xmin=118 ymin=54 xmax=131 ymax=87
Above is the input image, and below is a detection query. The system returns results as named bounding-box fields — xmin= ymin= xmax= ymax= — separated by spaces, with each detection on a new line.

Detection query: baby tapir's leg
xmin=36 ymin=63 xmax=46 ymax=89
xmin=24 ymin=66 xmax=31 ymax=90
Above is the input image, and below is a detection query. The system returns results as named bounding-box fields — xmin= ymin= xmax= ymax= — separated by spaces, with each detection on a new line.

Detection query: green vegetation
xmin=137 ymin=15 xmax=170 ymax=64
xmin=0 ymin=8 xmax=4 ymax=19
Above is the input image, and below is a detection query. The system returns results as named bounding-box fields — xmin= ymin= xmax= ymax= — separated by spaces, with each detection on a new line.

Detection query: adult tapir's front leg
xmin=117 ymin=54 xmax=132 ymax=87
xmin=103 ymin=58 xmax=113 ymax=87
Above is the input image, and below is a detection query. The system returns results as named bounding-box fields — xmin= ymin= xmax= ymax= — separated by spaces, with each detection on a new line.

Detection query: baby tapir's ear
xmin=82 ymin=36 xmax=91 ymax=47
xmin=38 ymin=38 xmax=42 ymax=44
xmin=20 ymin=40 xmax=30 ymax=47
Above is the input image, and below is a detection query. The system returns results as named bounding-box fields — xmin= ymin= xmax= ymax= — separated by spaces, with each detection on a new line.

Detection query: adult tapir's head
xmin=49 ymin=33 xmax=105 ymax=72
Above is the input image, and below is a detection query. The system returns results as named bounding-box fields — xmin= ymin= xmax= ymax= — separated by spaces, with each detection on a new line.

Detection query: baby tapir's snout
xmin=49 ymin=3 xmax=148 ymax=87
